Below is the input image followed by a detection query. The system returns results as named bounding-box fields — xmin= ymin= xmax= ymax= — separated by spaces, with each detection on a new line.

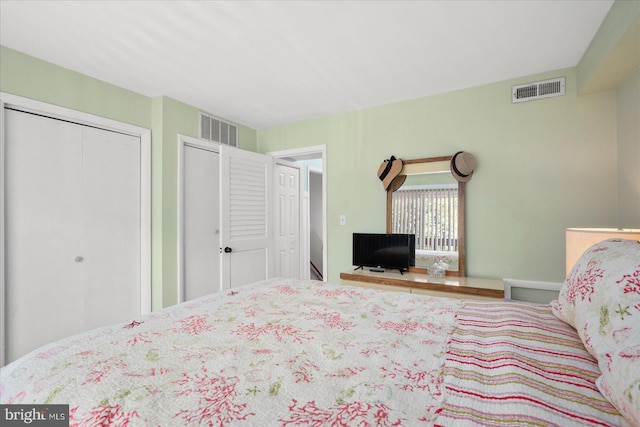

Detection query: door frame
xmin=177 ymin=135 xmax=221 ymax=303
xmin=0 ymin=92 xmax=152 ymax=366
xmin=267 ymin=145 xmax=327 ymax=281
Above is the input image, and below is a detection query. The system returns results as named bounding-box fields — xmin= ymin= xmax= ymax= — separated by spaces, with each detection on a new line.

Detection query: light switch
xmin=339 ymin=215 xmax=346 ymax=225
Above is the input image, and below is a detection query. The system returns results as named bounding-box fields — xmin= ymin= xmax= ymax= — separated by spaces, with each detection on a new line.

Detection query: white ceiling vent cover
xmin=200 ymin=113 xmax=238 ymax=147
xmin=512 ymin=77 xmax=565 ymax=103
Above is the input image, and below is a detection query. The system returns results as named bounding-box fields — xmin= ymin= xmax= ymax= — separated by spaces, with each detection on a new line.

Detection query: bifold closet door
xmin=4 ymin=109 xmax=141 ymax=363
xmin=80 ymin=126 xmax=140 ymax=330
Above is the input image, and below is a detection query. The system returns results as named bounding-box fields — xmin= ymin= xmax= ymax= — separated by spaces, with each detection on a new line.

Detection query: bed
xmin=1 ymin=239 xmax=639 ymax=426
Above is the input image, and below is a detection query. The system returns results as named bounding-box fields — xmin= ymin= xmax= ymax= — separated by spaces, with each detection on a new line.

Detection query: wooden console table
xmin=340 ymin=269 xmax=504 ymax=300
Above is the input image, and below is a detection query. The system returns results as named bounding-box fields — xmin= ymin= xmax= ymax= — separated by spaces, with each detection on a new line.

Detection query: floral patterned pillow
xmin=596 ymin=350 xmax=640 ymax=426
xmin=551 ymin=238 xmax=640 ymax=425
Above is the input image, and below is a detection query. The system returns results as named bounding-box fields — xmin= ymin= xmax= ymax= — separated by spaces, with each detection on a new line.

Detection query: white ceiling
xmin=0 ymin=0 xmax=614 ymax=130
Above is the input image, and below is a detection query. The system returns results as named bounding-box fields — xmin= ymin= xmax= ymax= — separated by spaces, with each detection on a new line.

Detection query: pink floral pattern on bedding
xmin=0 ymin=278 xmax=462 ymax=426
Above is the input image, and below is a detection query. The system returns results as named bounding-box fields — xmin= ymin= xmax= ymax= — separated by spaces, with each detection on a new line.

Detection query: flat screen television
xmin=352 ymin=233 xmax=415 ymax=273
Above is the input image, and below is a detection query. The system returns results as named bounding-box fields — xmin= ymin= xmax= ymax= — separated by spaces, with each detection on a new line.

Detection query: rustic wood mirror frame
xmin=386 ymin=155 xmax=465 ymax=277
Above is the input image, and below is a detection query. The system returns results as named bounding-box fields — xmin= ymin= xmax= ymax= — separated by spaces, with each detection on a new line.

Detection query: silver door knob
xmin=75 ymin=256 xmax=84 ymax=262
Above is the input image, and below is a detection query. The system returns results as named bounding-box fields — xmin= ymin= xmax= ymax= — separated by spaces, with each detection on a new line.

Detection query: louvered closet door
xmin=4 ymin=109 xmax=141 ymax=363
xmin=220 ymin=145 xmax=272 ymax=288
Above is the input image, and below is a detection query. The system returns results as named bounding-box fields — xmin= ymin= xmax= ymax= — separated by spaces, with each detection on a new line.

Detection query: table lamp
xmin=566 ymin=228 xmax=640 ymax=276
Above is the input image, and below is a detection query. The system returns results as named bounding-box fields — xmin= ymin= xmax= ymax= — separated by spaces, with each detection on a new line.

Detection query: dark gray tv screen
xmin=352 ymin=233 xmax=415 ymax=271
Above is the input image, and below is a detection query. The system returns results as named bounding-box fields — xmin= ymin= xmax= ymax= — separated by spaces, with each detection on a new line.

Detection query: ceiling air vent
xmin=199 ymin=112 xmax=238 ymax=147
xmin=512 ymin=77 xmax=565 ymax=103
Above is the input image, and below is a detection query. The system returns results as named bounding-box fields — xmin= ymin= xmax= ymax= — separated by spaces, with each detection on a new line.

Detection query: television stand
xmin=340 ymin=270 xmax=504 ymax=300
xmin=366 ymin=268 xmax=404 ymax=275
xmin=354 ymin=266 xmax=405 ymax=275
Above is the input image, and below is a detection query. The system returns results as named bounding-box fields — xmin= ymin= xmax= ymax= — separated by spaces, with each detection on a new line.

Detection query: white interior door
xmin=183 ymin=144 xmax=220 ymax=300
xmin=220 ymin=145 xmax=272 ymax=289
xmin=4 ymin=109 xmax=142 ymax=363
xmin=266 ymin=145 xmax=327 ymax=282
xmin=274 ymin=163 xmax=300 ymax=278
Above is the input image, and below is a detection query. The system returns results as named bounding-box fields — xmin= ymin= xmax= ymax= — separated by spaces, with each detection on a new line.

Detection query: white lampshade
xmin=566 ymin=228 xmax=640 ymax=276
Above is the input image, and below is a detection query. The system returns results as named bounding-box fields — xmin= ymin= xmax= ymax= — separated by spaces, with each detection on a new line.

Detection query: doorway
xmin=267 ymin=145 xmax=327 ymax=281
xmin=178 ymin=136 xmax=273 ymax=300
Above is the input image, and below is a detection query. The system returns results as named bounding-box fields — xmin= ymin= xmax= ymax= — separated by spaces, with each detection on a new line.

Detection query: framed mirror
xmin=386 ymin=156 xmax=465 ymax=277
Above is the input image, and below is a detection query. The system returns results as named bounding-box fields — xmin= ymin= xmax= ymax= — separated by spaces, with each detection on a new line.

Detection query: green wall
xmin=616 ymin=69 xmax=640 ymax=227
xmin=578 ymin=0 xmax=639 ymax=94
xmin=0 ymin=45 xmax=152 ymax=128
xmin=258 ymin=68 xmax=619 ymax=284
xmin=0 ymin=45 xmax=257 ymax=309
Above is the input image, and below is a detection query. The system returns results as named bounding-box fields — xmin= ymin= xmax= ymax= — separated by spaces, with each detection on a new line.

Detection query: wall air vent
xmin=512 ymin=77 xmax=565 ymax=103
xmin=199 ymin=112 xmax=238 ymax=147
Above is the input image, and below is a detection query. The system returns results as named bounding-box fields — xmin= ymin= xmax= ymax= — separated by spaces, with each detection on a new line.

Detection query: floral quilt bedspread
xmin=0 ymin=278 xmax=463 ymax=426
